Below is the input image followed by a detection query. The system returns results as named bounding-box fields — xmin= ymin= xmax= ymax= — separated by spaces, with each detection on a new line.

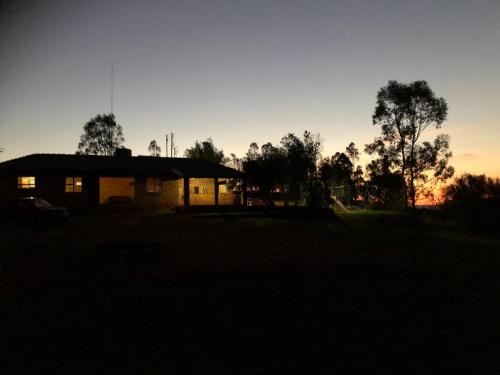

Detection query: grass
xmin=1 ymin=210 xmax=499 ymax=373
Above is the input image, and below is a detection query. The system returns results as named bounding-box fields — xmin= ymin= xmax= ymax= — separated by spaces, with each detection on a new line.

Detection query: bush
xmin=440 ymin=198 xmax=500 ymax=235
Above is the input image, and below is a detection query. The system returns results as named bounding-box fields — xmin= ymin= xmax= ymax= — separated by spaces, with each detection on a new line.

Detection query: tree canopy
xmin=280 ymin=131 xmax=322 ymax=205
xmin=345 ymin=142 xmax=360 ymax=168
xmin=148 ymin=140 xmax=161 ymax=157
xmin=369 ymin=80 xmax=453 ymax=209
xmin=77 ymin=114 xmax=124 ymax=155
xmin=363 ymin=137 xmax=405 ymax=208
xmin=184 ymin=138 xmax=227 ymax=164
xmin=319 ymin=152 xmax=353 ymax=190
xmin=243 ymin=131 xmax=323 ymax=207
xmin=243 ymin=142 xmax=287 ymax=205
xmin=444 ymin=174 xmax=500 ymax=201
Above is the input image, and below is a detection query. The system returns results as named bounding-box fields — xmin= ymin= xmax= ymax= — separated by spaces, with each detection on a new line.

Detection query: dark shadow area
xmin=0 ymin=197 xmax=69 ymax=226
xmin=1 ymin=212 xmax=499 ymax=373
xmin=183 ymin=205 xmax=339 ymax=221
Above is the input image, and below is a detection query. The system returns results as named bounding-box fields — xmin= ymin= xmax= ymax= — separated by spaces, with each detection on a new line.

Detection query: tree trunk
xmin=409 ymin=170 xmax=416 ymax=210
xmin=409 ymin=133 xmax=417 ymax=210
xmin=401 ymin=146 xmax=408 ymax=210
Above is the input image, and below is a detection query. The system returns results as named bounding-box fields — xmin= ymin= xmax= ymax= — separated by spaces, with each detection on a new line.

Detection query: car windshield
xmin=33 ymin=199 xmax=53 ymax=208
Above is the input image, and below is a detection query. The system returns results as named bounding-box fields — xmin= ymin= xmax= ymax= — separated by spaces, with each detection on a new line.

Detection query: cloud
xmin=455 ymin=153 xmax=477 ymax=159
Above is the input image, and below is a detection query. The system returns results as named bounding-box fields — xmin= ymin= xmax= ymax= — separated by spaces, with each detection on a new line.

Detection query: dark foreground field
xmin=1 ymin=211 xmax=500 ymax=374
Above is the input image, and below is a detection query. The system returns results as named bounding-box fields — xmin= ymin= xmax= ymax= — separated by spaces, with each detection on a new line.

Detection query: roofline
xmin=0 ymin=153 xmax=243 ymax=178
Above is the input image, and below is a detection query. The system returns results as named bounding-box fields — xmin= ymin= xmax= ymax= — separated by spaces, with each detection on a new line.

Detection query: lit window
xmin=66 ymin=177 xmax=82 ymax=192
xmin=201 ymin=186 xmax=209 ymax=194
xmin=219 ymin=184 xmax=228 ymax=193
xmin=147 ymin=177 xmax=162 ymax=193
xmin=18 ymin=176 xmax=35 ymax=189
xmin=193 ymin=186 xmax=200 ymax=194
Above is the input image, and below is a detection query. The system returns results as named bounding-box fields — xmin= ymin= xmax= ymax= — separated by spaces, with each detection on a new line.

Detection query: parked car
xmin=0 ymin=197 xmax=70 ymax=224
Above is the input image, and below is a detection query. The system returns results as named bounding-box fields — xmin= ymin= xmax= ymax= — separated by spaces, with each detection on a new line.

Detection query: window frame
xmin=65 ymin=177 xmax=83 ymax=193
xmin=17 ymin=176 xmax=36 ymax=189
xmin=146 ymin=177 xmax=162 ymax=194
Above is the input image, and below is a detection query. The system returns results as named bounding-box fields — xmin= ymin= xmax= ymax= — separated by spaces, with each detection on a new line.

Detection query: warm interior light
xmin=146 ymin=177 xmax=162 ymax=193
xmin=66 ymin=176 xmax=83 ymax=193
xmin=18 ymin=176 xmax=35 ymax=189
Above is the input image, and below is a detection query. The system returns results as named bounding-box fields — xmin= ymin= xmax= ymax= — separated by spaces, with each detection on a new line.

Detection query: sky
xmin=1 ymin=0 xmax=499 ymax=178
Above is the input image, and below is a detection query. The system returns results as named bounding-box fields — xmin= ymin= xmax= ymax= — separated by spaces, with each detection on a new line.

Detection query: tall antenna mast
xmin=110 ymin=62 xmax=114 ymax=114
xmin=165 ymin=133 xmax=169 ymax=158
xmin=170 ymin=132 xmax=174 ymax=158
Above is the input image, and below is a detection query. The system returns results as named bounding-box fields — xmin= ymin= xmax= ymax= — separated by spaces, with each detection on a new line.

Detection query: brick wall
xmin=180 ymin=178 xmax=237 ymax=206
xmin=188 ymin=178 xmax=216 ymax=206
xmin=134 ymin=177 xmax=181 ymax=211
xmin=0 ymin=173 xmax=99 ymax=209
xmin=0 ymin=173 xmax=240 ymax=210
xmin=99 ymin=177 xmax=135 ymax=205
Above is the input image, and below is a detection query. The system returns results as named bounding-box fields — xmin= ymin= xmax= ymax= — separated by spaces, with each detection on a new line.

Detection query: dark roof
xmin=0 ymin=154 xmax=241 ymax=178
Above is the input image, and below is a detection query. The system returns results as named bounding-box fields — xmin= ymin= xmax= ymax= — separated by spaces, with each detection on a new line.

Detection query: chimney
xmin=114 ymin=147 xmax=132 ymax=158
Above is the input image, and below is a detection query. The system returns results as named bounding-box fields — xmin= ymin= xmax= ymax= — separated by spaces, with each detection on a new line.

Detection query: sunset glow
xmin=1 ymin=1 xmax=499 ymax=179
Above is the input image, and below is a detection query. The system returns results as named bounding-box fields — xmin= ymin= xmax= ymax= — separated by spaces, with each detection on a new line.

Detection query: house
xmin=0 ymin=149 xmax=245 ymax=211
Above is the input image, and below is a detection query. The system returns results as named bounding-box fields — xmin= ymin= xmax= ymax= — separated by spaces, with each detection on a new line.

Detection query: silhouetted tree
xmin=365 ymin=134 xmax=453 ymax=206
xmin=344 ymin=142 xmax=366 ymax=204
xmin=345 ymin=142 xmax=360 ymax=169
xmin=281 ymin=131 xmax=322 ymax=205
xmin=411 ymin=134 xmax=454 ymax=203
xmin=281 ymin=133 xmax=308 ymax=204
xmin=320 ymin=153 xmax=352 ymax=189
xmin=77 ymin=114 xmax=124 ymax=155
xmin=243 ymin=142 xmax=287 ymax=205
xmin=442 ymin=174 xmax=500 ymax=234
xmin=353 ymin=166 xmax=364 ymax=187
xmin=365 ymin=138 xmax=405 ymax=209
xmin=246 ymin=142 xmax=260 ymax=160
xmin=444 ymin=174 xmax=500 ymax=201
xmin=371 ymin=80 xmax=452 ymax=209
xmin=242 ymin=131 xmax=322 ymax=207
xmin=184 ymin=138 xmax=227 ymax=164
xmin=222 ymin=153 xmax=243 ymax=192
xmin=227 ymin=153 xmax=242 ymax=171
xmin=319 ymin=152 xmax=353 ymax=204
xmin=148 ymin=140 xmax=161 ymax=157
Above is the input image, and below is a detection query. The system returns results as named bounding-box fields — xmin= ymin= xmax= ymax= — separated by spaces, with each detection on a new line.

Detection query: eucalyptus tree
xmin=444 ymin=174 xmax=500 ymax=201
xmin=281 ymin=131 xmax=322 ymax=205
xmin=370 ymin=80 xmax=453 ymax=209
xmin=148 ymin=140 xmax=161 ymax=157
xmin=184 ymin=138 xmax=227 ymax=165
xmin=242 ymin=142 xmax=287 ymax=205
xmin=77 ymin=114 xmax=124 ymax=155
xmin=242 ymin=131 xmax=322 ymax=206
xmin=345 ymin=142 xmax=360 ymax=169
